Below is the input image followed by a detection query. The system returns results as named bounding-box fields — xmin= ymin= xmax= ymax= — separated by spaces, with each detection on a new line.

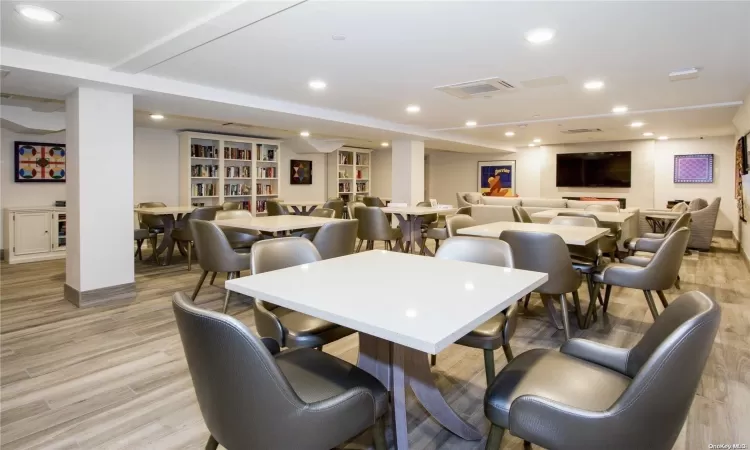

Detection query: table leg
xmin=290 ymin=205 xmax=303 ymax=215
xmin=152 ymin=215 xmax=175 ymax=265
xmin=393 ymin=214 xmax=410 ymax=253
xmin=308 ymin=205 xmax=317 ymax=214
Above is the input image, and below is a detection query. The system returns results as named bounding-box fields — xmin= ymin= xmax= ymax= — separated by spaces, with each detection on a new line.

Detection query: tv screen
xmin=556 ymin=152 xmax=631 ymax=188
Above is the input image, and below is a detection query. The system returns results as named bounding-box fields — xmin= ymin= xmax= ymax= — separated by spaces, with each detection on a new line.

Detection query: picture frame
xmin=673 ymin=154 xmax=714 ymax=183
xmin=290 ymin=159 xmax=313 ymax=185
xmin=14 ymin=141 xmax=66 ymax=182
xmin=478 ymin=160 xmax=516 ymax=197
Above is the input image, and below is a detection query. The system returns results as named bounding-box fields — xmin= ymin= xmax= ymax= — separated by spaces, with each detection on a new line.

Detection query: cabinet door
xmin=13 ymin=212 xmax=51 ymax=255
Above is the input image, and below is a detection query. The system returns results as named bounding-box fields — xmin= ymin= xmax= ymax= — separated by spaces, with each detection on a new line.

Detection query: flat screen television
xmin=556 ymin=151 xmax=632 ymax=188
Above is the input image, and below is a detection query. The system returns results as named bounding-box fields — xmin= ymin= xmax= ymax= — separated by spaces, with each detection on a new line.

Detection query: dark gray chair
xmin=592 ymin=228 xmax=690 ymax=322
xmin=500 ymin=230 xmax=583 ymax=339
xmin=266 ymin=200 xmax=289 ymax=216
xmin=171 ymin=206 xmax=220 ymax=271
xmin=484 ymin=290 xmax=720 ymax=450
xmin=446 ymin=214 xmax=477 ymax=237
xmin=354 ymin=206 xmax=402 ymax=251
xmin=172 ymin=292 xmax=388 ymax=450
xmin=189 ymin=219 xmax=251 ymax=312
xmin=252 ymin=238 xmax=357 ymax=349
xmin=434 ymin=237 xmax=519 ymax=386
xmin=363 ymin=196 xmax=385 ymax=207
xmin=322 ymin=198 xmax=345 ymax=218
xmin=512 ymin=206 xmax=532 ymax=223
xmin=312 ymin=220 xmax=358 ymax=259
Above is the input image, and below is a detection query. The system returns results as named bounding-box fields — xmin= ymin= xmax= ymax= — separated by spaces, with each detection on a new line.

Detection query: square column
xmin=391 ymin=140 xmax=424 ymax=206
xmin=65 ymin=88 xmax=135 ymax=307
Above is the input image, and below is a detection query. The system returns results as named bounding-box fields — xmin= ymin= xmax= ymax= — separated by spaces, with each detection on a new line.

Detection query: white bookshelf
xmin=178 ymin=132 xmax=281 ymax=215
xmin=327 ymin=147 xmax=371 ymax=204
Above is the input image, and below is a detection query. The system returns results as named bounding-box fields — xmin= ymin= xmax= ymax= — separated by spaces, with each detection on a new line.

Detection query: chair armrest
xmin=632 ymin=237 xmax=664 ymax=254
xmin=560 ymin=338 xmax=629 ymax=374
xmin=262 ymin=337 xmax=281 ymax=355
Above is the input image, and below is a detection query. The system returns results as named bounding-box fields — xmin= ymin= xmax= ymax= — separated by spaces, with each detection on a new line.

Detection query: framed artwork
xmin=478 ymin=160 xmax=516 ymax=197
xmin=674 ymin=154 xmax=713 ymax=183
xmin=290 ymin=159 xmax=312 ymax=185
xmin=14 ymin=141 xmax=66 ymax=182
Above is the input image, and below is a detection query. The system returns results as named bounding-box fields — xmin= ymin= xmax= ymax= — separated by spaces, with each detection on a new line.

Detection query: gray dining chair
xmin=292 ymin=208 xmax=335 ymax=240
xmin=322 ymin=198 xmax=345 ymax=218
xmin=484 ymin=290 xmax=720 ymax=450
xmin=172 ymin=292 xmax=388 ymax=450
xmin=456 ymin=206 xmax=472 ymax=215
xmin=266 ymin=200 xmax=289 ymax=216
xmin=347 ymin=201 xmax=366 ymax=221
xmin=252 ymin=237 xmax=357 ymax=349
xmin=312 ymin=220 xmax=359 ymax=259
xmin=592 ymin=227 xmax=690 ymax=322
xmin=221 ymin=201 xmax=243 ymax=210
xmin=363 ymin=196 xmax=385 ymax=207
xmin=632 ymin=211 xmax=692 ymax=242
xmin=137 ymin=201 xmax=167 ymax=234
xmin=171 ymin=206 xmax=220 ymax=271
xmin=558 ymin=211 xmax=620 ymax=262
xmin=512 ymin=206 xmax=532 ymax=223
xmin=215 ymin=209 xmax=263 ymax=250
xmin=412 ymin=201 xmax=443 ymax=254
xmin=500 ymin=230 xmax=582 ymax=339
xmin=189 ymin=219 xmax=251 ymax=312
xmin=134 ymin=228 xmax=158 ymax=263
xmin=434 ymin=237 xmax=519 ymax=386
xmin=585 ymin=203 xmax=620 ymax=212
xmin=446 ymin=214 xmax=477 ymax=237
xmin=354 ymin=206 xmax=402 ymax=251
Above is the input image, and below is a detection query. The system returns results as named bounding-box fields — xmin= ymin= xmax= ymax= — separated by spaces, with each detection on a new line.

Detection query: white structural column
xmin=391 ymin=140 xmax=425 ymax=206
xmin=65 ymin=88 xmax=135 ymax=307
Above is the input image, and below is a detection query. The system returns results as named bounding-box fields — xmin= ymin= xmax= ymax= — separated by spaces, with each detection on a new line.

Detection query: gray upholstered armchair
xmin=688 ymin=197 xmax=721 ymax=250
xmin=484 ymin=290 xmax=720 ymax=450
xmin=456 ymin=191 xmax=483 ymax=208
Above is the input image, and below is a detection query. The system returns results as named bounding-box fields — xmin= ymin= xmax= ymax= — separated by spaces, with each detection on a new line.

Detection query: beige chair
xmin=251 ymin=238 xmax=356 ymax=349
xmin=363 ymin=196 xmax=385 ymax=207
xmin=688 ymin=198 xmax=708 ymax=211
xmin=687 ymin=197 xmax=721 ymax=250
xmin=434 ymin=237 xmax=519 ymax=386
xmin=671 ymin=202 xmax=688 ymax=213
xmin=215 ymin=210 xmax=263 ymax=250
xmin=322 ymin=199 xmax=344 ymax=218
xmin=446 ymin=214 xmax=477 ymax=237
xmin=585 ymin=204 xmax=620 ymax=212
xmin=221 ymin=201 xmax=243 ymax=210
xmin=559 ymin=211 xmax=620 ymax=262
xmin=484 ymin=291 xmax=720 ymax=450
xmin=354 ymin=206 xmax=402 ymax=251
xmin=628 ymin=212 xmax=691 ymax=253
xmin=312 ymin=220 xmax=358 ymax=259
xmin=456 ymin=206 xmax=472 ymax=215
xmin=134 ymin=228 xmax=158 ymax=262
xmin=171 ymin=206 xmax=220 ymax=270
xmin=266 ymin=200 xmax=289 ymax=216
xmin=292 ymin=208 xmax=335 ymax=240
xmin=347 ymin=201 xmax=366 ymax=220
xmin=512 ymin=206 xmax=532 ymax=223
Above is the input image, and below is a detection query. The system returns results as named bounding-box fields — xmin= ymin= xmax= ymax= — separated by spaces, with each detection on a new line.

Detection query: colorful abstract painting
xmin=14 ymin=142 xmax=66 ymax=182
xmin=674 ymin=154 xmax=713 ymax=183
xmin=290 ymin=159 xmax=312 ymax=185
xmin=478 ymin=160 xmax=516 ymax=197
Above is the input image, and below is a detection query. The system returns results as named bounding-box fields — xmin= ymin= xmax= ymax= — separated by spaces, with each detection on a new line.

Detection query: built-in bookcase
xmin=179 ymin=132 xmax=280 ymax=215
xmin=327 ymin=147 xmax=371 ymax=204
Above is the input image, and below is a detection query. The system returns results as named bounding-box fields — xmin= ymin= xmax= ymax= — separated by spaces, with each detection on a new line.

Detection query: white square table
xmin=226 ymin=250 xmax=547 ymax=449
xmin=212 ymin=215 xmax=347 ymax=233
xmin=531 ymin=208 xmax=634 ymax=224
xmin=134 ymin=206 xmax=197 ymax=264
xmin=380 ymin=206 xmax=457 ymax=255
xmin=458 ymin=221 xmax=610 ymax=246
xmin=279 ymin=200 xmax=325 ymax=215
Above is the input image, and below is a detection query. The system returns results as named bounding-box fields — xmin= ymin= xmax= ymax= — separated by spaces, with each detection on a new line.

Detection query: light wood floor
xmin=1 ymin=238 xmax=749 ymax=450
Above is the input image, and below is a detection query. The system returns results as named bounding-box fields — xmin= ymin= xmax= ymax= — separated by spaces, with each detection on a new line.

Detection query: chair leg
xmin=485 ymin=424 xmax=505 ymax=450
xmin=602 ymin=284 xmax=613 ymax=313
xmin=149 ymin=236 xmax=160 ymax=265
xmin=674 ymin=274 xmax=681 ymax=289
xmin=191 ymin=270 xmax=208 ymax=301
xmin=643 ymin=290 xmax=659 ymax=320
xmin=186 ymin=242 xmax=192 ymax=271
xmin=524 ymin=440 xmax=532 ymax=449
xmin=205 ymin=435 xmax=219 ymax=450
xmin=356 ymin=239 xmax=364 ymax=252
xmin=135 ymin=239 xmax=144 ymax=259
xmin=501 ymin=344 xmax=513 ymax=362
xmin=584 ymin=281 xmax=600 ymax=328
xmin=656 ymin=290 xmax=669 ymax=308
xmin=210 ymin=272 xmax=217 ymax=285
xmin=366 ymin=240 xmax=374 ymax=250
xmin=571 ymin=289 xmax=584 ymax=328
xmin=222 ymin=272 xmax=236 ymax=313
xmin=372 ymin=416 xmax=388 ymax=450
xmin=483 ymin=349 xmax=496 ymax=387
xmin=430 ymin=354 xmax=437 ymax=366
xmin=523 ymin=293 xmax=531 ymax=309
xmin=558 ymin=294 xmax=571 ymax=340
xmin=434 ymin=239 xmax=441 ymax=251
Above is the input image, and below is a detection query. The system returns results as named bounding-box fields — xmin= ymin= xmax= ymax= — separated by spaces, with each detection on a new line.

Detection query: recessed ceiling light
xmin=528 ymin=143 xmax=536 ymax=147
xmin=519 ymin=124 xmax=528 ymax=128
xmin=15 ymin=4 xmax=61 ymax=22
xmin=300 ymin=131 xmax=310 ymax=137
xmin=584 ymin=80 xmax=604 ymax=90
xmin=612 ymin=106 xmax=628 ymax=114
xmin=658 ymin=136 xmax=669 ymax=141
xmin=524 ymin=28 xmax=556 ymax=44
xmin=332 ymin=34 xmax=346 ymax=41
xmin=532 ymin=114 xmax=541 ymax=118
xmin=643 ymin=132 xmax=654 ymax=137
xmin=533 ymin=138 xmax=542 ymax=143
xmin=381 ymin=142 xmax=389 ymax=147
xmin=406 ymin=105 xmax=421 ymax=113
xmin=465 ymin=120 xmax=477 ymax=127
xmin=505 ymin=131 xmax=515 ymax=137
xmin=308 ymin=80 xmax=326 ymax=90
xmin=150 ymin=114 xmax=165 ymax=120
xmin=630 ymin=121 xmax=644 ymax=128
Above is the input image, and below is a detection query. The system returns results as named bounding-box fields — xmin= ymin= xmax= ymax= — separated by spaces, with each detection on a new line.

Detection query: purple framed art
xmin=674 ymin=154 xmax=713 ymax=183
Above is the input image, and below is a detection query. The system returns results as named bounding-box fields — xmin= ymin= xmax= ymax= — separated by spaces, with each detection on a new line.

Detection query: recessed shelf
xmin=191 ymin=156 xmax=218 ymax=160
xmin=257 ymin=194 xmax=278 ymax=197
xmin=225 ymin=177 xmax=253 ymax=180
xmin=224 ymin=158 xmax=253 ymax=162
xmin=225 ymin=195 xmax=251 ymax=197
xmin=356 ymin=178 xmax=369 ymax=181
xmin=339 ymin=191 xmax=353 ymax=194
xmin=257 ymin=160 xmax=278 ymax=164
xmin=192 ymin=195 xmax=219 ymax=198
xmin=192 ymin=177 xmax=219 ymax=179
xmin=256 ymin=177 xmax=278 ymax=180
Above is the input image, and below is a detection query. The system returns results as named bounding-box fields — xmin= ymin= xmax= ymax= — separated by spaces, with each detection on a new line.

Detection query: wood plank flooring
xmin=1 ymin=238 xmax=749 ymax=449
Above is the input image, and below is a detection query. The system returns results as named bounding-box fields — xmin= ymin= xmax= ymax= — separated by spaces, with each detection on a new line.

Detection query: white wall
xmin=734 ymin=92 xmax=750 ymax=259
xmin=371 ymin=148 xmax=392 ymax=198
xmin=280 ymin=144 xmax=328 ymax=201
xmin=133 ymin=127 xmax=179 ymax=205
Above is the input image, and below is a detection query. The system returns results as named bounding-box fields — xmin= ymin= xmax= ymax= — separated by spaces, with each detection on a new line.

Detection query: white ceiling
xmin=1 ymin=0 xmax=748 ymax=152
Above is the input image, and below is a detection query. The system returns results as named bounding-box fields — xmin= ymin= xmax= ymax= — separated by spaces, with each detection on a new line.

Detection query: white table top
xmin=134 ymin=206 xmax=196 ymax=215
xmin=280 ymin=201 xmax=325 ymax=207
xmin=225 ymin=250 xmax=547 ymax=354
xmin=531 ymin=208 xmax=634 ymax=223
xmin=380 ymin=206 xmax=458 ymax=216
xmin=458 ymin=221 xmax=611 ymax=246
xmin=213 ymin=215 xmax=347 ymax=232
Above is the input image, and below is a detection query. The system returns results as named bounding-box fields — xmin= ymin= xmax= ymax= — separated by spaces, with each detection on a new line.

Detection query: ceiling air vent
xmin=435 ymin=77 xmax=516 ymax=99
xmin=560 ymin=128 xmax=603 ymax=134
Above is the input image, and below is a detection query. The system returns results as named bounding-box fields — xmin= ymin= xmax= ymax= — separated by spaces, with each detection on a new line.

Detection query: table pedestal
xmin=392 ymin=214 xmax=430 ymax=255
xmin=357 ymin=334 xmax=482 ymax=449
xmin=289 ymin=205 xmax=318 ymax=215
xmin=150 ymin=214 xmax=177 ymax=265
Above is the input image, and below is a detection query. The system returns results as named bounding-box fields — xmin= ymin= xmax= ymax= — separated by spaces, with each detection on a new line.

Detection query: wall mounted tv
xmin=556 ymin=151 xmax=632 ymax=188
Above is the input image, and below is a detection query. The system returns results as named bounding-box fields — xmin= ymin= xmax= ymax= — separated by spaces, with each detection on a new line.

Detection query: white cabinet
xmin=4 ymin=207 xmax=67 ymax=264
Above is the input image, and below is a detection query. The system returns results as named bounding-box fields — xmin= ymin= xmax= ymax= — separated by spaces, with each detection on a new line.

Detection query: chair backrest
xmin=215 ymin=209 xmax=252 ymax=220
xmin=416 ymin=201 xmax=437 ymax=225
xmin=322 ymin=199 xmax=344 ymax=218
xmin=354 ymin=206 xmax=393 ymax=240
xmin=222 ymin=201 xmax=243 ymax=210
xmin=266 ymin=200 xmax=288 ymax=216
xmin=191 ymin=206 xmax=221 ymax=221
xmin=138 ymin=201 xmax=166 ymax=208
xmin=607 ymin=291 xmax=720 ymax=449
xmin=435 ymin=236 xmax=514 ymax=268
xmin=363 ymin=196 xmax=383 ymax=207
xmin=499 ymin=230 xmax=581 ymax=295
xmin=312 ymin=220 xmax=358 ymax=259
xmin=637 ymin=227 xmax=690 ymax=290
xmin=585 ymin=204 xmax=619 ymax=212
xmin=189 ymin=219 xmax=247 ymax=272
xmin=347 ymin=201 xmax=366 ymax=219
xmin=664 ymin=212 xmax=691 ymax=236
xmin=251 ymin=237 xmax=321 ymax=275
xmin=512 ymin=206 xmax=532 ymax=223
xmin=557 ymin=211 xmax=604 ymax=227
xmin=136 ymin=202 xmax=167 ymax=228
xmin=670 ymin=202 xmax=688 ymax=213
xmin=172 ymin=292 xmax=307 ymax=450
xmin=456 ymin=206 xmax=472 ymax=215
xmin=549 ymin=216 xmax=598 ymax=228
xmin=688 ymin=198 xmax=708 ymax=211
xmin=310 ymin=208 xmax=334 ymax=218
xmin=445 ymin=214 xmax=477 ymax=237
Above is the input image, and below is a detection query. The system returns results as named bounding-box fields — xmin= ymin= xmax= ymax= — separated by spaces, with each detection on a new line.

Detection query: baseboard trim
xmin=714 ymin=230 xmax=734 ymax=239
xmin=64 ymin=282 xmax=136 ymax=308
xmin=740 ymin=246 xmax=750 ymax=272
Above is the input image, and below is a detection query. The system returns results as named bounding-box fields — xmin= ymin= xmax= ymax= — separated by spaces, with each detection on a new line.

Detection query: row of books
xmin=257 ymin=184 xmax=274 ymax=195
xmin=338 ymin=152 xmax=353 ymax=165
xmin=226 ymin=166 xmax=252 ymax=178
xmin=192 ymin=183 xmax=217 ymax=197
xmin=356 ymin=181 xmax=368 ymax=193
xmin=355 ymin=153 xmax=368 ymax=165
xmin=258 ymin=167 xmax=277 ymax=178
xmin=191 ymin=144 xmax=218 ymax=158
xmin=257 ymin=145 xmax=277 ymax=162
xmin=224 ymin=146 xmax=252 ymax=161
xmin=338 ymin=181 xmax=352 ymax=193
xmin=256 ymin=200 xmax=270 ymax=213
xmin=191 ymin=164 xmax=219 ymax=177
xmin=224 ymin=183 xmax=251 ymax=196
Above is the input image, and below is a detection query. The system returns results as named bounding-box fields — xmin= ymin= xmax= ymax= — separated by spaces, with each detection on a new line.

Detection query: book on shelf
xmin=257 ymin=166 xmax=277 ymax=178
xmin=192 ymin=183 xmax=216 ymax=197
xmin=356 ymin=181 xmax=368 ymax=193
xmin=256 ymin=183 xmax=274 ymax=195
xmin=338 ymin=181 xmax=352 ymax=192
xmin=223 ymin=146 xmax=251 ymax=161
xmin=256 ymin=199 xmax=267 ymax=213
xmin=256 ymin=144 xmax=277 ymax=162
xmin=338 ymin=152 xmax=352 ymax=165
xmin=191 ymin=144 xmax=218 ymax=158
xmin=225 ymin=166 xmax=252 ymax=178
xmin=355 ymin=153 xmax=368 ymax=165
xmin=191 ymin=164 xmax=219 ymax=177
xmin=224 ymin=183 xmax=250 ymax=196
